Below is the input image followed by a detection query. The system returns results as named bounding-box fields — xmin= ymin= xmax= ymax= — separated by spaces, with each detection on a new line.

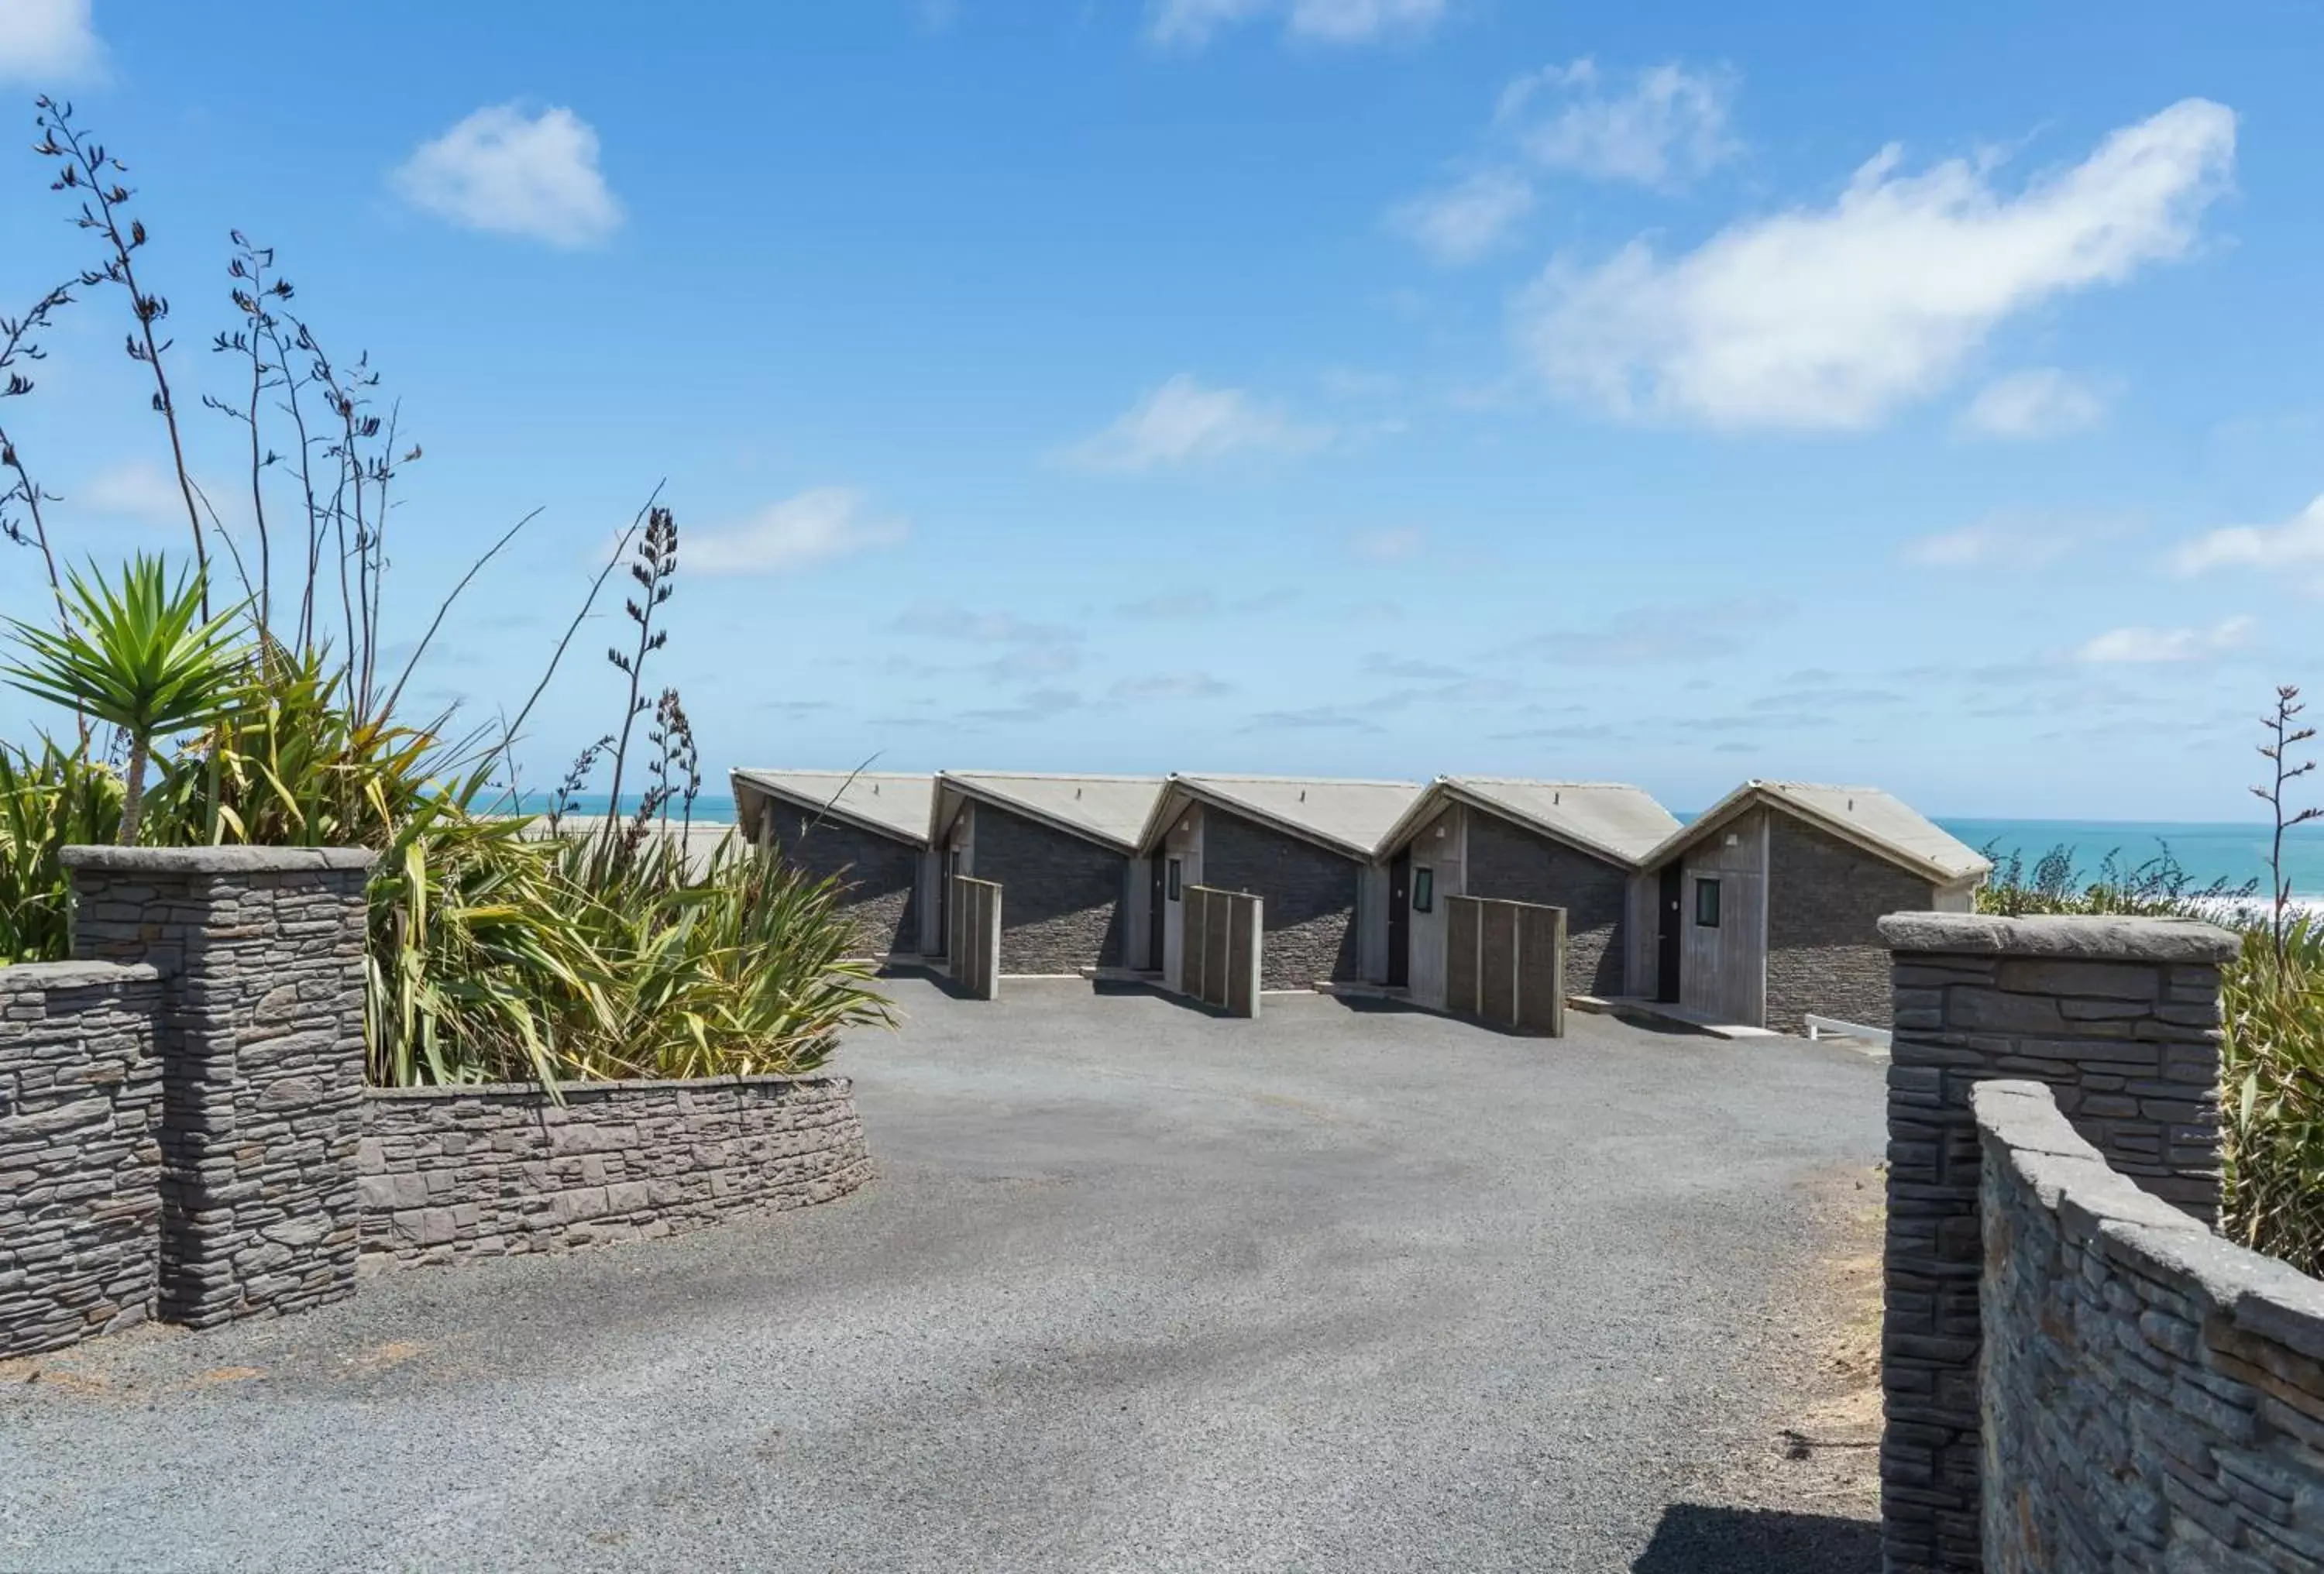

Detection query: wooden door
xmin=1387 ymin=851 xmax=1411 ymax=988
xmin=1656 ymin=864 xmax=1683 ymax=1002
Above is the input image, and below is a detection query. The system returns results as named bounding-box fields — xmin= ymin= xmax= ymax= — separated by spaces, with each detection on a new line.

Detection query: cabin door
xmin=1656 ymin=864 xmax=1683 ymax=1002
xmin=1387 ymin=851 xmax=1411 ymax=988
xmin=1147 ymin=857 xmax=1166 ymax=971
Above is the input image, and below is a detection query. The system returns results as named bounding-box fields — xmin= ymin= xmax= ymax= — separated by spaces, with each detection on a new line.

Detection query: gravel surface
xmin=0 ymin=978 xmax=1886 ymax=1572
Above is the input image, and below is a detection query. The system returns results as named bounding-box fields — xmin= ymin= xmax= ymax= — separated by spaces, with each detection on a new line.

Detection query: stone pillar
xmin=1875 ymin=912 xmax=2239 ymax=1574
xmin=60 ymin=846 xmax=376 ymax=1328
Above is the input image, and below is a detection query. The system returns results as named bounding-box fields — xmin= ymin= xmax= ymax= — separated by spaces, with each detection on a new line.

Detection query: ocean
xmin=528 ymin=794 xmax=2324 ymax=899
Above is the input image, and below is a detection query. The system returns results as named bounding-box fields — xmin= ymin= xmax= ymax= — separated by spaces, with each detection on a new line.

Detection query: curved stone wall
xmin=358 ymin=1073 xmax=870 ymax=1268
xmin=1975 ymin=1079 xmax=2324 ymax=1572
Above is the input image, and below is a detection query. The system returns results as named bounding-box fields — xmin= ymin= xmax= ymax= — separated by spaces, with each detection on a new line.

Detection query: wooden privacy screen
xmin=947 ymin=876 xmax=1002 ymax=1000
xmin=1182 ymin=885 xmax=1260 ymax=1018
xmin=1444 ymin=895 xmax=1566 ymax=1036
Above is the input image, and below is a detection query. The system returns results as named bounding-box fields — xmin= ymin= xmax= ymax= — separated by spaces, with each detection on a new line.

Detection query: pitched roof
xmin=1649 ymin=779 xmax=1990 ymax=885
xmin=936 ymin=772 xmax=1164 ymax=854
xmin=1382 ymin=778 xmax=1680 ymax=868
xmin=1141 ymin=773 xmax=1422 ymax=860
xmin=730 ymin=769 xmax=933 ymax=847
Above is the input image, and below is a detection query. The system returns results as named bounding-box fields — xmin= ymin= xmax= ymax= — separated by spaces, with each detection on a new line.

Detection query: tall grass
xmin=2221 ymin=917 xmax=2324 ymax=1277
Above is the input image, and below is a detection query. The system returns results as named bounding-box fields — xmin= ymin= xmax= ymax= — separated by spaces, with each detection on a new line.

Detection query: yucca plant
xmin=2 ymin=556 xmax=246 ymax=844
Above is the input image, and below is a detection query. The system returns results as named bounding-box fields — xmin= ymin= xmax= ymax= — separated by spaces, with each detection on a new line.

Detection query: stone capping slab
xmin=1973 ymin=1078 xmax=2324 ymax=1340
xmin=59 ymin=844 xmax=378 ymax=874
xmin=1879 ymin=909 xmax=2240 ymax=963
xmin=363 ymin=1071 xmax=843 ymax=1100
xmin=0 ymin=959 xmax=161 ymax=989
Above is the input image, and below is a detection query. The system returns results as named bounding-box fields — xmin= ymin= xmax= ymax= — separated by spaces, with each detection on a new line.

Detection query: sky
xmin=0 ymin=0 xmax=2319 ymax=821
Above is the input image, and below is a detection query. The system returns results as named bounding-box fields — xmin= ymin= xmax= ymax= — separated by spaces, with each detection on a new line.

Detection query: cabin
xmin=929 ymin=772 xmax=1164 ymax=976
xmin=1635 ymin=781 xmax=1989 ymax=1033
xmin=1373 ymin=778 xmax=1680 ymax=1009
xmin=1136 ymin=775 xmax=1421 ymax=993
xmin=731 ymin=769 xmax=938 ymax=961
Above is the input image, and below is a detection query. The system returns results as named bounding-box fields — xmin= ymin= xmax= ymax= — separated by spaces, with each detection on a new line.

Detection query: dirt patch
xmin=1738 ymin=1164 xmax=1886 ymax=1519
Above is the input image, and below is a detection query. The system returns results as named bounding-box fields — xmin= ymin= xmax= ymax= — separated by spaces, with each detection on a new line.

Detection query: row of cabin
xmin=730 ymin=768 xmax=1991 ymax=1033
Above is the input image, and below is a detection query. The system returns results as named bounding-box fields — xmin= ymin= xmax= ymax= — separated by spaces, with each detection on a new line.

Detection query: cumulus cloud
xmin=2075 ymin=615 xmax=2254 ymax=665
xmin=1148 ymin=0 xmax=1444 ymax=49
xmin=391 ymin=105 xmax=623 ymax=248
xmin=2172 ymin=494 xmax=2324 ymax=582
xmin=1057 ymin=375 xmax=1330 ymax=473
xmin=1497 ymin=59 xmax=1738 ymax=187
xmin=1389 ymin=170 xmax=1535 ymax=264
xmin=1517 ymin=98 xmax=2236 ymax=430
xmin=684 ymin=487 xmax=908 ymax=576
xmin=1958 ymin=368 xmax=2112 ymax=439
xmin=0 ymin=0 xmax=101 ymax=83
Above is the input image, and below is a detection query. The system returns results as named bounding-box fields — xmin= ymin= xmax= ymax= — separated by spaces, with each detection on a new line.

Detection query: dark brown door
xmin=1656 ymin=863 xmax=1683 ymax=1002
xmin=1387 ymin=851 xmax=1411 ymax=988
xmin=1147 ymin=858 xmax=1166 ymax=971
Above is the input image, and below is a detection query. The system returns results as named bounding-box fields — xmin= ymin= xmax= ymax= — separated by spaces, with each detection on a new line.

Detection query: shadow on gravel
xmin=1632 ymin=1504 xmax=1880 ymax=1573
xmin=1088 ymin=977 xmax=1236 ymax=1018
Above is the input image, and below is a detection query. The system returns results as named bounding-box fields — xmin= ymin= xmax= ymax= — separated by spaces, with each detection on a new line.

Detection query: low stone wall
xmin=0 ymin=961 xmax=164 ymax=1358
xmin=1877 ymin=912 xmax=2237 ymax=1573
xmin=1975 ymin=1080 xmax=2324 ymax=1572
xmin=358 ymin=1074 xmax=871 ymax=1267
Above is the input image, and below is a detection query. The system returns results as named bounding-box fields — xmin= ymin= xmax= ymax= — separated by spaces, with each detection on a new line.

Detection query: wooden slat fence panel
xmin=1517 ymin=903 xmax=1566 ymax=1036
xmin=1183 ymin=885 xmax=1260 ymax=1018
xmin=1443 ymin=894 xmax=1566 ymax=1036
xmin=1447 ymin=897 xmax=1480 ymax=1018
xmin=947 ymin=876 xmax=1002 ymax=1001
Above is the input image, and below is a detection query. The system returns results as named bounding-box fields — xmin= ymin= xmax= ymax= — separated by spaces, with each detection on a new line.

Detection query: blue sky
xmin=1 ymin=0 xmax=2319 ymax=820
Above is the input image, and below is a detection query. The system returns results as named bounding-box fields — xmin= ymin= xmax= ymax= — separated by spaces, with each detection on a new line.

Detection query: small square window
xmin=1166 ymin=858 xmax=1182 ymax=901
xmin=1413 ymin=867 xmax=1435 ymax=913
xmin=1695 ymin=877 xmax=1721 ymax=928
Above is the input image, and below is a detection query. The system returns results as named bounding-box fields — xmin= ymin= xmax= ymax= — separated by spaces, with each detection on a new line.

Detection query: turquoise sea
xmin=532 ymin=793 xmax=2324 ymax=897
xmin=1929 ymin=819 xmax=2324 ymax=897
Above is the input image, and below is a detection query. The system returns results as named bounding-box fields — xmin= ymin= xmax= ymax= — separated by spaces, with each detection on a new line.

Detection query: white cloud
xmin=1057 ymin=374 xmax=1330 ymax=473
xmin=391 ymin=105 xmax=622 ymax=248
xmin=1498 ymin=59 xmax=1738 ymax=187
xmin=685 ymin=488 xmax=907 ymax=576
xmin=1352 ymin=526 xmax=1425 ymax=561
xmin=1147 ymin=0 xmax=1443 ymax=49
xmin=2075 ymin=615 xmax=2254 ymax=665
xmin=74 ymin=459 xmax=187 ymax=523
xmin=1959 ymin=368 xmax=2112 ymax=439
xmin=1112 ymin=672 xmax=1236 ymax=701
xmin=1518 ymin=98 xmax=2236 ymax=430
xmin=1903 ymin=513 xmax=2084 ymax=569
xmin=2172 ymin=494 xmax=2324 ymax=580
xmin=1389 ymin=170 xmax=1534 ymax=264
xmin=0 ymin=0 xmax=101 ymax=84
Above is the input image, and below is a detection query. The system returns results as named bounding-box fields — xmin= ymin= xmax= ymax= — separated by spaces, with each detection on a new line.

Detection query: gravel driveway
xmin=0 ymin=977 xmax=1886 ymax=1572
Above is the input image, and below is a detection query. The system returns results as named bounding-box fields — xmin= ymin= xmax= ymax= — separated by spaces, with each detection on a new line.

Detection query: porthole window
xmin=1695 ymin=877 xmax=1721 ymax=928
xmin=1413 ymin=867 xmax=1435 ymax=913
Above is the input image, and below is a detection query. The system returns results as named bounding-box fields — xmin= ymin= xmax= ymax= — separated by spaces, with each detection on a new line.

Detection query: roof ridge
xmin=1178 ymin=772 xmax=1421 ymax=787
xmin=943 ymin=770 xmax=1165 ymax=782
